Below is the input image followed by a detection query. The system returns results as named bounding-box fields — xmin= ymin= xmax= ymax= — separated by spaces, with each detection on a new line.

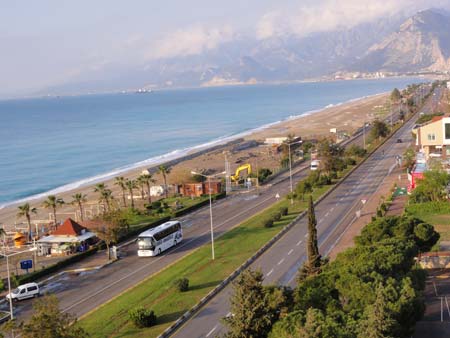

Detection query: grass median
xmin=78 ymin=184 xmax=331 ymax=338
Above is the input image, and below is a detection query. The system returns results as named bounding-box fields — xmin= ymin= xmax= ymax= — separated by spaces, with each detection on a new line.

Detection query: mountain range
xmin=44 ymin=8 xmax=450 ymax=95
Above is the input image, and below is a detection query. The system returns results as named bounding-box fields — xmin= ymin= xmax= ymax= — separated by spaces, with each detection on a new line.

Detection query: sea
xmin=0 ymin=78 xmax=424 ymax=208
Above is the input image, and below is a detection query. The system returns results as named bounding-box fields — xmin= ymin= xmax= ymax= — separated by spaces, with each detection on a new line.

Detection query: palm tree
xmin=137 ymin=176 xmax=146 ymax=201
xmin=71 ymin=193 xmax=87 ymax=221
xmin=17 ymin=203 xmax=37 ymax=241
xmin=94 ymin=183 xmax=112 ymax=212
xmin=114 ymin=176 xmax=127 ymax=208
xmin=100 ymin=190 xmax=113 ymax=212
xmin=139 ymin=174 xmax=156 ymax=204
xmin=158 ymin=165 xmax=171 ymax=199
xmin=125 ymin=179 xmax=137 ymax=209
xmin=42 ymin=195 xmax=65 ymax=230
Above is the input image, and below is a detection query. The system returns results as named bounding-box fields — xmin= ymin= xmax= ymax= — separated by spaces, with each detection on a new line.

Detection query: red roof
xmin=431 ymin=116 xmax=444 ymax=122
xmin=53 ymin=218 xmax=87 ymax=236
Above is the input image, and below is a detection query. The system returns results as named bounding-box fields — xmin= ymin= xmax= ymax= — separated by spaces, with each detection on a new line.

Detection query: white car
xmin=6 ymin=282 xmax=40 ymax=301
xmin=310 ymin=160 xmax=320 ymax=171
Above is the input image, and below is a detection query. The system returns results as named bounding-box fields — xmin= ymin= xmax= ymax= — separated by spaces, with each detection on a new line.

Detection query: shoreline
xmin=0 ymin=91 xmax=387 ymax=210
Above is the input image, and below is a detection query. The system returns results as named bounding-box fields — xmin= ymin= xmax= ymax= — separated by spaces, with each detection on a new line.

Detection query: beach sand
xmin=0 ymin=93 xmax=389 ymax=228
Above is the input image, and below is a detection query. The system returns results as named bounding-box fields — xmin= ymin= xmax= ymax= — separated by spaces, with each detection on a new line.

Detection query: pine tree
xmin=358 ymin=285 xmax=397 ymax=338
xmin=298 ymin=195 xmax=322 ymax=281
xmin=15 ymin=295 xmax=89 ymax=338
xmin=224 ymin=269 xmax=272 ymax=338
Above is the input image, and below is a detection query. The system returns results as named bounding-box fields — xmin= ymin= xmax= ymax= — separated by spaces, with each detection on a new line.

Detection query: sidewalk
xmin=329 ymin=165 xmax=409 ymax=259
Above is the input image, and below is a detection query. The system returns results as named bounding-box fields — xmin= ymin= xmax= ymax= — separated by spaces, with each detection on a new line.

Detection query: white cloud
xmin=256 ymin=0 xmax=450 ymax=39
xmin=148 ymin=24 xmax=234 ymax=60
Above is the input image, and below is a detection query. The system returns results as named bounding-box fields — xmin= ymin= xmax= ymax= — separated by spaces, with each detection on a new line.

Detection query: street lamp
xmin=1 ymin=246 xmax=37 ymax=320
xmin=286 ymin=140 xmax=303 ymax=205
xmin=190 ymin=171 xmax=226 ymax=260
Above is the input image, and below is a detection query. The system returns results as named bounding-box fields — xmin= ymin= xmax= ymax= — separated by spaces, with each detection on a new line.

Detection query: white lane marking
xmin=226 ymin=312 xmax=231 ymax=317
xmin=288 ymin=249 xmax=294 ymax=255
xmin=296 ymin=240 xmax=302 ymax=246
xmin=325 ymin=212 xmax=329 ymax=217
xmin=304 ymin=234 xmax=308 ymax=238
xmin=330 ymin=207 xmax=334 ymax=212
xmin=206 ymin=324 xmax=218 ymax=337
xmin=266 ymin=269 xmax=274 ymax=277
xmin=339 ymin=197 xmax=344 ymax=201
xmin=278 ymin=258 xmax=285 ymax=265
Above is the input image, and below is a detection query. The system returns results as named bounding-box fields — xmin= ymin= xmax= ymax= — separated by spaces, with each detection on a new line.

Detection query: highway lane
xmin=5 ymin=87 xmax=430 ymax=322
xmin=173 ymin=92 xmax=428 ymax=338
xmin=4 ymin=154 xmax=313 ymax=320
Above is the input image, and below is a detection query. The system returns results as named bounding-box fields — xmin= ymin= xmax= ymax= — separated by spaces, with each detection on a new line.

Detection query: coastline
xmin=0 ymin=91 xmax=390 ymax=226
xmin=0 ymin=91 xmax=386 ymax=211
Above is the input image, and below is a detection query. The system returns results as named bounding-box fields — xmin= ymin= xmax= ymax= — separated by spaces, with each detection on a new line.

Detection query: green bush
xmin=272 ymin=213 xmax=282 ymax=222
xmin=264 ymin=219 xmax=274 ymax=228
xmin=280 ymin=207 xmax=288 ymax=216
xmin=345 ymin=157 xmax=356 ymax=166
xmin=174 ymin=277 xmax=189 ymax=292
xmin=0 ymin=278 xmax=4 ymax=292
xmin=128 ymin=306 xmax=157 ymax=328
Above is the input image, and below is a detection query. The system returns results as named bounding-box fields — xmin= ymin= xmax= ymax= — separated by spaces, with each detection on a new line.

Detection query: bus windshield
xmin=137 ymin=237 xmax=155 ymax=250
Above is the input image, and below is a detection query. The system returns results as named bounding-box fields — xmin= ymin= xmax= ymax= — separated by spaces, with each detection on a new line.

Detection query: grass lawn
xmin=79 ymin=185 xmax=330 ymax=338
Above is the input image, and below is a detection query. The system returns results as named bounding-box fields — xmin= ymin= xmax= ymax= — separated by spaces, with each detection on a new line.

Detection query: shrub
xmin=280 ymin=207 xmax=288 ymax=216
xmin=129 ymin=306 xmax=157 ymax=328
xmin=0 ymin=278 xmax=4 ymax=292
xmin=345 ymin=157 xmax=356 ymax=166
xmin=272 ymin=213 xmax=282 ymax=222
xmin=151 ymin=201 xmax=161 ymax=209
xmin=174 ymin=277 xmax=189 ymax=292
xmin=264 ymin=219 xmax=274 ymax=228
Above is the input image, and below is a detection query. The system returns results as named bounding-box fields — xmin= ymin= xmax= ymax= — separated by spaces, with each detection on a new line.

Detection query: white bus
xmin=137 ymin=221 xmax=182 ymax=257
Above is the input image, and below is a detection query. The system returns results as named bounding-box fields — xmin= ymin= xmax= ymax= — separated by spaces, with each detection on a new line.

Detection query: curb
xmin=157 ymin=115 xmax=414 ymax=338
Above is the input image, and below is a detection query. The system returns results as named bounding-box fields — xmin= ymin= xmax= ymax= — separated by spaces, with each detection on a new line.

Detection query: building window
xmin=446 ymin=124 xmax=450 ymax=139
xmin=427 ymin=133 xmax=436 ymax=141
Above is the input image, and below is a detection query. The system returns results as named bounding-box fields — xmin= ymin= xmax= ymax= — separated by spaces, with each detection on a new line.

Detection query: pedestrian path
xmin=329 ymin=166 xmax=409 ymax=259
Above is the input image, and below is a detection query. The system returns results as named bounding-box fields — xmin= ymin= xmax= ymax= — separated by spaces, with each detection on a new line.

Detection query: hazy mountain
xmin=41 ymin=9 xmax=450 ymax=96
xmin=354 ymin=9 xmax=450 ymax=72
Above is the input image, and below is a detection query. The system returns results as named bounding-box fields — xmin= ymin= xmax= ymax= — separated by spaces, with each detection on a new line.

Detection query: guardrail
xmin=157 ymin=108 xmax=420 ymax=338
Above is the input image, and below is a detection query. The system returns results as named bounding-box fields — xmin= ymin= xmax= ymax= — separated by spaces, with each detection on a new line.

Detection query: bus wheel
xmin=158 ymin=248 xmax=162 ymax=255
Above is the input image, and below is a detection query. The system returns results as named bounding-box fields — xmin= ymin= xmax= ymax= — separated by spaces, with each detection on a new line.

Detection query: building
xmin=37 ymin=218 xmax=97 ymax=256
xmin=412 ymin=115 xmax=450 ymax=160
xmin=177 ymin=181 xmax=222 ymax=197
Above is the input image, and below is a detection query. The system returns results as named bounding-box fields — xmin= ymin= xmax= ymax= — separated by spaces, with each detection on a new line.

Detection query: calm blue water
xmin=0 ymin=78 xmax=422 ymax=207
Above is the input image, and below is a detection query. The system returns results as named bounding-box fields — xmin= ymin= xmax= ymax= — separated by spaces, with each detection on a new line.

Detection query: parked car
xmin=396 ymin=138 xmax=402 ymax=143
xmin=5 ymin=282 xmax=40 ymax=302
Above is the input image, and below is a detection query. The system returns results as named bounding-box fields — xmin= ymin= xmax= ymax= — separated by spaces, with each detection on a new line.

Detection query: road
xmin=4 ymin=85 xmax=433 ymax=324
xmin=3 ymin=147 xmax=316 ymax=321
xmin=172 ymin=87 xmax=438 ymax=338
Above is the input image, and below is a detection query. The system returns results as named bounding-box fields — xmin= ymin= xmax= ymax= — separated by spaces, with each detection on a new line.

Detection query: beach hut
xmin=37 ymin=218 xmax=96 ymax=256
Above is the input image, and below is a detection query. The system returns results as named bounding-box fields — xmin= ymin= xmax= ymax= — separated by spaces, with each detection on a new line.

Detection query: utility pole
xmin=363 ymin=121 xmax=366 ymax=150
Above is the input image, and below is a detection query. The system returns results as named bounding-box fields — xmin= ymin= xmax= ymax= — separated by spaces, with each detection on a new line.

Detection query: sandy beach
xmin=0 ymin=93 xmax=389 ymax=229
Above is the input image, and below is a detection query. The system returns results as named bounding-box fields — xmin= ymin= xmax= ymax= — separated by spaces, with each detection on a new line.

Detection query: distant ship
xmin=135 ymin=89 xmax=153 ymax=94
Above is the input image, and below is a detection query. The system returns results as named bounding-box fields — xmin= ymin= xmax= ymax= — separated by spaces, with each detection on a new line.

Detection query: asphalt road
xmin=2 ymin=147 xmax=316 ymax=321
xmin=172 ymin=88 xmax=438 ymax=338
xmin=4 ymin=85 xmax=435 ymax=325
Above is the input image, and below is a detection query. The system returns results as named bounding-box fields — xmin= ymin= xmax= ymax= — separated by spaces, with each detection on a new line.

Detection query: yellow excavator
xmin=231 ymin=164 xmax=252 ymax=182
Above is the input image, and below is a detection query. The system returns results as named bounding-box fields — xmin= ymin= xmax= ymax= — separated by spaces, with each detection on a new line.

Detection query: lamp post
xmin=287 ymin=140 xmax=303 ymax=205
xmin=1 ymin=246 xmax=37 ymax=320
xmin=191 ymin=171 xmax=226 ymax=260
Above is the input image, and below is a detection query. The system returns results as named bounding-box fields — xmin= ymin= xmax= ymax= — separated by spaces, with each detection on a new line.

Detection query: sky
xmin=1 ymin=0 xmax=449 ymax=98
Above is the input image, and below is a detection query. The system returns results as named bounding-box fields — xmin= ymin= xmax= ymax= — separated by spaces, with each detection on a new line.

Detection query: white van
xmin=310 ymin=160 xmax=321 ymax=171
xmin=6 ymin=282 xmax=40 ymax=301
